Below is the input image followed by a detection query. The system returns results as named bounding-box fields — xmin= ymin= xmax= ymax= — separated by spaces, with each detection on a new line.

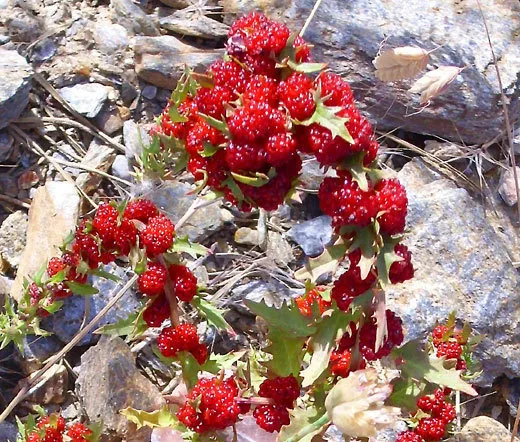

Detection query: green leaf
xmin=301 ymin=309 xmax=357 ymax=387
xmin=230 ymin=170 xmax=273 ymax=187
xmin=375 ymin=240 xmax=402 ymax=286
xmin=172 ymin=236 xmax=209 ymax=259
xmin=168 ymin=105 xmax=189 ymax=123
xmin=294 ymin=241 xmax=348 ymax=283
xmin=65 ymin=281 xmax=99 ymax=296
xmin=121 ymin=405 xmax=180 ymax=430
xmin=245 ymin=299 xmax=316 ymax=338
xmin=296 ymin=100 xmax=354 ymax=144
xmin=91 ymin=268 xmax=121 ymax=282
xmin=202 ymin=350 xmax=247 ymax=374
xmin=178 ymin=352 xmax=201 ymax=389
xmin=281 ymin=408 xmax=330 ymax=442
xmin=389 ymin=377 xmax=426 ymax=410
xmin=286 ymin=60 xmax=328 ymax=73
xmin=199 ymin=141 xmax=221 ymax=158
xmin=85 ymin=421 xmax=103 ymax=442
xmin=42 ymin=300 xmax=64 ymax=314
xmin=222 ymin=176 xmax=244 ymax=201
xmin=192 ymin=296 xmax=232 ymax=332
xmin=265 ymin=326 xmax=305 ymax=377
xmin=47 ymin=270 xmax=67 ymax=284
xmin=394 ymin=341 xmax=477 ymax=396
xmin=33 ymin=265 xmax=46 ymax=285
xmin=172 ymin=150 xmax=189 ymax=175
xmin=199 ymin=113 xmax=229 ymax=135
xmin=95 ymin=311 xmax=147 ymax=339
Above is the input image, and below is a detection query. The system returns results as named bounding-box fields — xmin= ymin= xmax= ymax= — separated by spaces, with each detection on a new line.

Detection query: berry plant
xmin=1 ymin=11 xmax=482 ymax=442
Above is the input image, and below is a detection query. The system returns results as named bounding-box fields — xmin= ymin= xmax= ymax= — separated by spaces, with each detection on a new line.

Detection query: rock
xmin=147 ymin=181 xmax=229 ymax=241
xmin=2 ymin=7 xmax=42 ymax=42
xmin=151 ymin=428 xmax=184 ymax=442
xmin=11 ymin=182 xmax=80 ymax=301
xmin=266 ymin=231 xmax=293 ymax=266
xmin=386 ymin=159 xmax=520 ymax=385
xmin=42 ymin=265 xmax=142 ymax=345
xmin=159 ymin=9 xmax=229 ymax=39
xmin=141 ymin=84 xmax=157 ymax=100
xmin=94 ymin=104 xmax=124 ymax=135
xmin=58 ymin=83 xmax=108 ymax=118
xmin=0 ymin=49 xmax=32 ymax=129
xmin=234 ymin=227 xmax=259 ymax=246
xmin=76 ymin=139 xmax=116 ymax=192
xmin=93 ymin=21 xmax=129 ymax=54
xmin=112 ymin=154 xmax=132 ymax=181
xmin=31 ymin=38 xmax=57 ymax=62
xmin=287 ymin=215 xmax=333 ymax=257
xmin=123 ymin=120 xmax=151 ymax=159
xmin=134 ymin=35 xmax=223 ymax=89
xmin=23 ymin=364 xmax=68 ymax=405
xmin=498 ymin=166 xmax=520 ymax=206
xmin=0 ymin=130 xmax=14 ymax=162
xmin=19 ymin=334 xmax=63 ymax=373
xmin=0 ymin=211 xmax=28 ymax=269
xmin=76 ymin=335 xmax=164 ymax=440
xmin=0 ymin=421 xmax=18 ymax=442
xmin=158 ymin=0 xmax=191 ymax=8
xmin=447 ymin=416 xmax=514 ymax=442
xmin=111 ymin=0 xmax=160 ymax=36
xmin=223 ymin=0 xmax=520 ymax=145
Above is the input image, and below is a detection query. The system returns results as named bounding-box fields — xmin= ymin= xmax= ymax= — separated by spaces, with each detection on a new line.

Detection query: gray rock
xmin=76 ymin=335 xmax=164 ymax=441
xmin=159 ymin=9 xmax=229 ymax=39
xmin=0 ymin=421 xmax=18 ymax=442
xmin=0 ymin=49 xmax=32 ymax=129
xmin=148 ymin=181 xmax=229 ymax=241
xmin=266 ymin=231 xmax=294 ymax=266
xmin=76 ymin=139 xmax=116 ymax=191
xmin=58 ymin=83 xmax=108 ymax=118
xmin=141 ymin=84 xmax=157 ymax=100
xmin=134 ymin=35 xmax=223 ymax=89
xmin=112 ymin=154 xmax=132 ymax=181
xmin=94 ymin=21 xmax=129 ymax=54
xmin=0 ymin=211 xmax=28 ymax=268
xmin=386 ymin=159 xmax=520 ymax=385
xmin=224 ymin=0 xmax=520 ymax=145
xmin=158 ymin=0 xmax=191 ymax=8
xmin=287 ymin=215 xmax=333 ymax=257
xmin=111 ymin=0 xmax=160 ymax=36
xmin=94 ymin=104 xmax=124 ymax=134
xmin=498 ymin=166 xmax=520 ymax=206
xmin=446 ymin=416 xmax=514 ymax=442
xmin=19 ymin=334 xmax=63 ymax=373
xmin=123 ymin=120 xmax=151 ymax=159
xmin=42 ymin=265 xmax=142 ymax=345
xmin=31 ymin=38 xmax=57 ymax=62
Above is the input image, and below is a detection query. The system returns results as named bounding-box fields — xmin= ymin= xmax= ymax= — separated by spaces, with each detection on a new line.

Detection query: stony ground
xmin=0 ymin=0 xmax=520 ymax=441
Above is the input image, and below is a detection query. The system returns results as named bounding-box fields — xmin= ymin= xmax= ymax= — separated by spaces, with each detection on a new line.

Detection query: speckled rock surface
xmin=447 ymin=416 xmax=515 ymax=442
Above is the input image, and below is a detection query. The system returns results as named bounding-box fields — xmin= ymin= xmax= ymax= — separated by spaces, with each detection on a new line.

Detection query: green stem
xmin=285 ymin=413 xmax=330 ymax=442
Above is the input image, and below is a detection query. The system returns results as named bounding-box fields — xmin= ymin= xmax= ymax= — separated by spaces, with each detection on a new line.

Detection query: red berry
xmin=209 ymin=60 xmax=249 ymax=95
xmin=438 ymin=402 xmax=456 ymax=424
xmin=432 ymin=325 xmax=450 ymax=344
xmin=27 ymin=434 xmax=41 ymax=442
xmin=228 ymin=102 xmax=274 ymax=142
xmin=389 ymin=244 xmax=414 ymax=284
xmin=47 ymin=257 xmax=65 ymax=277
xmin=169 ymin=264 xmax=198 ymax=302
xmin=258 ymin=376 xmax=299 ymax=409
xmin=143 ymin=294 xmax=170 ymax=327
xmin=92 ymin=203 xmax=118 ymax=247
xmin=140 ymin=215 xmax=175 ymax=255
xmin=435 ymin=341 xmax=463 ymax=360
xmin=157 ymin=323 xmax=201 ymax=359
xmin=359 ymin=310 xmax=404 ymax=361
xmin=329 ymin=349 xmax=351 ymax=377
xmin=315 ymin=72 xmax=353 ymax=107
xmin=191 ymin=343 xmax=208 ymax=365
xmin=319 ymin=175 xmax=377 ymax=229
xmin=37 ymin=415 xmax=66 ymax=432
xmin=265 ymin=133 xmax=297 ymax=167
xmin=278 ymin=73 xmax=315 ymax=121
xmin=138 ymin=262 xmax=167 ymax=296
xmin=295 ymin=288 xmax=331 ymax=317
xmin=243 ymin=75 xmax=278 ymax=106
xmin=253 ymin=404 xmax=290 ymax=433
xmin=304 ymin=123 xmax=357 ymax=166
xmin=225 ymin=140 xmax=267 ymax=172
xmin=415 ymin=417 xmax=446 ymax=440
xmin=113 ymin=218 xmax=137 ymax=255
xmin=73 ymin=222 xmax=104 ymax=268
xmin=396 ymin=431 xmax=424 ymax=442
xmin=195 ymin=86 xmax=232 ymax=119
xmin=375 ymin=179 xmax=408 ymax=235
xmin=331 ymin=249 xmax=376 ymax=311
xmin=293 ymin=35 xmax=311 ymax=62
xmin=185 ymin=121 xmax=225 ymax=157
xmin=124 ymin=199 xmax=158 ymax=224
xmin=177 ymin=376 xmax=242 ymax=432
xmin=66 ymin=422 xmax=92 ymax=441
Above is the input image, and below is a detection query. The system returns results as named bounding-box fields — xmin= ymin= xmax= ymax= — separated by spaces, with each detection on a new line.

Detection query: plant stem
xmin=286 ymin=413 xmax=330 ymax=442
xmin=299 ymin=0 xmax=324 ymax=38
xmin=158 ymin=255 xmax=180 ymax=327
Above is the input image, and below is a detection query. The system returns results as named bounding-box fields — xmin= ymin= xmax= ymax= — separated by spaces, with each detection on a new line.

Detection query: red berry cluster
xmin=176 ymin=376 xmax=244 ymax=433
xmin=157 ymin=323 xmax=207 ymax=364
xmin=26 ymin=414 xmax=92 ymax=442
xmin=253 ymin=375 xmax=300 ymax=433
xmin=396 ymin=389 xmax=456 ymax=442
xmin=295 ymin=286 xmax=331 ymax=317
xmin=152 ymin=12 xmax=382 ymax=211
xmin=431 ymin=324 xmax=468 ymax=371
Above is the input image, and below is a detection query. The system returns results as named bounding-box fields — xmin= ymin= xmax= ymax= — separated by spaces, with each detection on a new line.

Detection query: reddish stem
xmin=157 ymin=255 xmax=180 ymax=327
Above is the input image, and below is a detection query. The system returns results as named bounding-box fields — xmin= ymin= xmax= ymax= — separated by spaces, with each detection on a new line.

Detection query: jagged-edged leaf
xmin=222 ymin=176 xmax=244 ymax=201
xmin=265 ymin=326 xmax=306 ymax=377
xmin=389 ymin=377 xmax=426 ymax=410
xmin=47 ymin=270 xmax=67 ymax=284
xmin=192 ymin=296 xmax=232 ymax=332
xmin=65 ymin=281 xmax=99 ymax=296
xmin=95 ymin=310 xmax=147 ymax=339
xmin=172 ymin=236 xmax=209 ymax=259
xmin=375 ymin=240 xmax=402 ymax=286
xmin=91 ymin=268 xmax=121 ymax=282
xmin=294 ymin=241 xmax=348 ymax=282
xmin=85 ymin=421 xmax=103 ymax=442
xmin=178 ymin=352 xmax=201 ymax=389
xmin=202 ymin=350 xmax=247 ymax=374
xmin=373 ymin=290 xmax=387 ymax=353
xmin=199 ymin=113 xmax=229 ymax=134
xmin=42 ymin=300 xmax=64 ymax=315
xmin=373 ymin=46 xmax=429 ymax=82
xmin=231 ymin=170 xmax=274 ymax=187
xmin=168 ymin=105 xmax=189 ymax=123
xmin=199 ymin=141 xmax=221 ymax=158
xmin=121 ymin=406 xmax=179 ymax=429
xmin=279 ymin=406 xmax=329 ymax=442
xmin=409 ymin=66 xmax=464 ymax=104
xmin=286 ymin=60 xmax=328 ymax=73
xmin=301 ymin=309 xmax=357 ymax=387
xmin=245 ymin=299 xmax=317 ymax=338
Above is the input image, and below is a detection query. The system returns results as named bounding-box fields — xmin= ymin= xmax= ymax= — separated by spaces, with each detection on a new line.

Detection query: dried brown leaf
xmin=409 ymin=66 xmax=464 ymax=104
xmin=373 ymin=47 xmax=429 ymax=82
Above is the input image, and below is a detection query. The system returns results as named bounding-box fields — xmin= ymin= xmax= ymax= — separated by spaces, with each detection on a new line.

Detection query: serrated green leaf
xmin=168 ymin=105 xmax=189 ymax=123
xmin=245 ymin=299 xmax=316 ymax=338
xmin=375 ymin=241 xmax=402 ymax=286
xmin=286 ymin=60 xmax=327 ymax=73
xmin=222 ymin=176 xmax=244 ymax=201
xmin=33 ymin=265 xmax=46 ymax=285
xmin=91 ymin=268 xmax=121 ymax=282
xmin=172 ymin=150 xmax=189 ymax=175
xmin=265 ymin=326 xmax=305 ymax=377
xmin=199 ymin=141 xmax=221 ymax=158
xmin=389 ymin=377 xmax=426 ymax=410
xmin=172 ymin=236 xmax=209 ymax=259
xmin=230 ymin=171 xmax=272 ymax=187
xmin=294 ymin=241 xmax=348 ymax=283
xmin=192 ymin=296 xmax=231 ymax=332
xmin=15 ymin=416 xmax=26 ymax=440
xmin=178 ymin=351 xmax=201 ymax=389
xmin=202 ymin=350 xmax=246 ymax=374
xmin=95 ymin=311 xmax=147 ymax=338
xmin=85 ymin=421 xmax=103 ymax=442
xmin=65 ymin=281 xmax=99 ymax=296
xmin=301 ymin=309 xmax=357 ymax=387
xmin=282 ymin=407 xmax=330 ymax=442
xmin=199 ymin=113 xmax=229 ymax=134
xmin=121 ymin=405 xmax=179 ymax=430
xmin=47 ymin=270 xmax=67 ymax=284
xmin=42 ymin=300 xmax=64 ymax=314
